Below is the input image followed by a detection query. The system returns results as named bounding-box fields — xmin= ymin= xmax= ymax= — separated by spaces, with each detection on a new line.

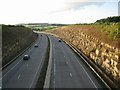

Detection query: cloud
xmin=49 ymin=0 xmax=119 ymax=13
xmin=118 ymin=1 xmax=120 ymax=16
xmin=0 ymin=0 xmax=118 ymax=24
xmin=65 ymin=2 xmax=105 ymax=10
xmin=50 ymin=2 xmax=105 ymax=13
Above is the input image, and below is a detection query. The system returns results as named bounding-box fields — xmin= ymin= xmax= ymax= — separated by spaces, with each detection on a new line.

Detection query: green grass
xmin=76 ymin=22 xmax=120 ymax=40
xmin=93 ymin=23 xmax=120 ymax=39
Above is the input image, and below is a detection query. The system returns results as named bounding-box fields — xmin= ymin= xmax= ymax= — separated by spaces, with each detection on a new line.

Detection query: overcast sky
xmin=0 ymin=0 xmax=119 ymax=24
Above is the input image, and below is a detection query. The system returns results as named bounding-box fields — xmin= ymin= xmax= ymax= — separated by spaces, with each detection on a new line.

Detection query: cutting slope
xmin=2 ymin=25 xmax=38 ymax=66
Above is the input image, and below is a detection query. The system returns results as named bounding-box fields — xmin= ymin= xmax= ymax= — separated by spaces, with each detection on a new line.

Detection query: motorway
xmin=48 ymin=35 xmax=105 ymax=88
xmin=2 ymin=34 xmax=48 ymax=88
xmin=1 ymin=32 xmax=107 ymax=89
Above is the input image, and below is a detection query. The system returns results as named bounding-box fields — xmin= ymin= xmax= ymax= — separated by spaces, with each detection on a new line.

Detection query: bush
xmin=109 ymin=27 xmax=120 ymax=39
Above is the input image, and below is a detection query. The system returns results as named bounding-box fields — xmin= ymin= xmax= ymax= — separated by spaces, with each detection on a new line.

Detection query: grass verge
xmin=35 ymin=35 xmax=50 ymax=89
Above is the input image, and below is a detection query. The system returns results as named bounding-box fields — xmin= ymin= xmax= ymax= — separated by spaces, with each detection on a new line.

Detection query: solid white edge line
xmin=0 ymin=59 xmax=22 ymax=80
xmin=44 ymin=33 xmax=112 ymax=89
xmin=62 ymin=41 xmax=97 ymax=88
xmin=68 ymin=42 xmax=111 ymax=89
xmin=54 ymin=64 xmax=56 ymax=76
xmin=53 ymin=42 xmax=56 ymax=89
xmin=43 ymin=36 xmax=53 ymax=88
xmin=79 ymin=54 xmax=111 ymax=89
xmin=1 ymin=34 xmax=39 ymax=71
xmin=29 ymin=55 xmax=44 ymax=88
xmin=65 ymin=44 xmax=97 ymax=88
xmin=29 ymin=35 xmax=45 ymax=88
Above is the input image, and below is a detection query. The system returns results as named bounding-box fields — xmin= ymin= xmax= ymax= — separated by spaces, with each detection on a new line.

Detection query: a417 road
xmin=1 ymin=33 xmax=109 ymax=89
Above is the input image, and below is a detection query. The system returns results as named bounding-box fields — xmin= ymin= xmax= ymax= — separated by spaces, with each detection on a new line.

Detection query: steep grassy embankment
xmin=47 ymin=22 xmax=120 ymax=87
xmin=2 ymin=25 xmax=38 ymax=67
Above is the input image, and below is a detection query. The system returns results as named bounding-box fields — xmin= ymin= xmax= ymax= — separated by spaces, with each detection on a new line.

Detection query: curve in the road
xmin=2 ymin=34 xmax=48 ymax=88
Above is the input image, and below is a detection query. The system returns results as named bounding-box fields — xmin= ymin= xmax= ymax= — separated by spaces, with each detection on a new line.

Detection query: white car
xmin=58 ymin=39 xmax=61 ymax=42
xmin=23 ymin=55 xmax=30 ymax=60
xmin=34 ymin=44 xmax=38 ymax=48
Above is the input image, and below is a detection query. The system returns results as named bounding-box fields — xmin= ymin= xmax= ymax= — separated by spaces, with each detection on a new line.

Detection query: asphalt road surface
xmin=1 ymin=33 xmax=108 ymax=89
xmin=48 ymin=35 xmax=105 ymax=88
xmin=1 ymin=34 xmax=48 ymax=88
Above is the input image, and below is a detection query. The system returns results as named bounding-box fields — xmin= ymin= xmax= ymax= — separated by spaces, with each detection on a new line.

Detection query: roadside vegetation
xmin=75 ymin=23 xmax=119 ymax=48
xmin=95 ymin=16 xmax=120 ymax=40
xmin=47 ymin=16 xmax=120 ymax=88
xmin=76 ymin=16 xmax=120 ymax=40
xmin=2 ymin=25 xmax=38 ymax=67
xmin=48 ymin=23 xmax=119 ymax=49
xmin=96 ymin=16 xmax=120 ymax=23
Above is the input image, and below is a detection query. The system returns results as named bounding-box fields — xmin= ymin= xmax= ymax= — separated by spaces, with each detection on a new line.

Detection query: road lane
xmin=48 ymin=35 xmax=104 ymax=88
xmin=2 ymin=32 xmax=108 ymax=89
xmin=2 ymin=34 xmax=48 ymax=88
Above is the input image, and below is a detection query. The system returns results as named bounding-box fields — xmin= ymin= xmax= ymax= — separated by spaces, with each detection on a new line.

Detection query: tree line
xmin=96 ymin=16 xmax=120 ymax=23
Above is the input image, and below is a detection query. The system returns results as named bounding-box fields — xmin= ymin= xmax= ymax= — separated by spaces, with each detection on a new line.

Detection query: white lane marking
xmin=53 ymin=80 xmax=55 ymax=84
xmin=70 ymin=50 xmax=97 ymax=88
xmin=63 ymin=43 xmax=97 ymax=88
xmin=54 ymin=64 xmax=56 ymax=75
xmin=29 ymin=54 xmax=44 ymax=88
xmin=27 ymin=64 xmax=28 ymax=68
xmin=53 ymin=43 xmax=56 ymax=76
xmin=79 ymin=55 xmax=111 ymax=89
xmin=66 ymin=61 xmax=68 ymax=64
xmin=17 ymin=74 xmax=21 ymax=79
xmin=70 ymin=73 xmax=72 ymax=77
xmin=0 ymin=59 xmax=22 ymax=80
xmin=52 ymin=42 xmax=56 ymax=89
xmin=60 ymin=45 xmax=73 ymax=80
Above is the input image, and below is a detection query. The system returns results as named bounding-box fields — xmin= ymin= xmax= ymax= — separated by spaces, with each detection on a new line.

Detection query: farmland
xmin=19 ymin=23 xmax=66 ymax=31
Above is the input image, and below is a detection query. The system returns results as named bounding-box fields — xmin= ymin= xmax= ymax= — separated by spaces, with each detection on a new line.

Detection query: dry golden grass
xmin=48 ymin=24 xmax=119 ymax=49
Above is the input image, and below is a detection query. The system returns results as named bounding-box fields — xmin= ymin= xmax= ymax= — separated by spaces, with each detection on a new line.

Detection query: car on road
xmin=34 ymin=44 xmax=38 ymax=48
xmin=23 ymin=55 xmax=30 ymax=60
xmin=41 ymin=35 xmax=42 ymax=36
xmin=58 ymin=39 xmax=61 ymax=42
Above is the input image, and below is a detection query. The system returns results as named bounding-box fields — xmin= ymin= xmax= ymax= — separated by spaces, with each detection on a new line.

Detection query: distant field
xmin=19 ymin=23 xmax=66 ymax=31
